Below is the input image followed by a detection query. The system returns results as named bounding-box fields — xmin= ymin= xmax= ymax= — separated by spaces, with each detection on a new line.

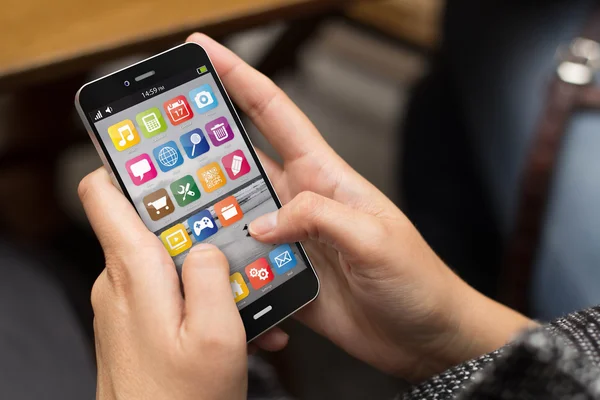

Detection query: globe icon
xmin=158 ymin=146 xmax=179 ymax=167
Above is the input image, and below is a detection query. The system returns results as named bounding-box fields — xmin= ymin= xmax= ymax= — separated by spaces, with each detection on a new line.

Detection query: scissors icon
xmin=177 ymin=183 xmax=196 ymax=200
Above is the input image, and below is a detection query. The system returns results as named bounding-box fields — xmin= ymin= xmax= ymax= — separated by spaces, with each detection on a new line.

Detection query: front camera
xmin=124 ymin=80 xmax=131 ymax=87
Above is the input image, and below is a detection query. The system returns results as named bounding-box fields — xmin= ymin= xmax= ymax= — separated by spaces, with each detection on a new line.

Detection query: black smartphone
xmin=75 ymin=43 xmax=319 ymax=341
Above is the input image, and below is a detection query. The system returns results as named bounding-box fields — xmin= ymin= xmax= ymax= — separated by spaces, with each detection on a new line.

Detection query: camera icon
xmin=194 ymin=91 xmax=214 ymax=109
xmin=189 ymin=84 xmax=219 ymax=113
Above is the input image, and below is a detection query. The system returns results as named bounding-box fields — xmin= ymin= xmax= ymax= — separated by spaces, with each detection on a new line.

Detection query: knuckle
xmin=246 ymin=82 xmax=281 ymax=121
xmin=90 ymin=273 xmax=107 ymax=312
xmin=373 ymin=219 xmax=391 ymax=243
xmin=77 ymin=173 xmax=95 ymax=202
xmin=101 ymin=235 xmax=168 ymax=293
xmin=91 ymin=268 xmax=131 ymax=318
xmin=292 ymin=191 xmax=323 ymax=219
xmin=363 ymin=219 xmax=392 ymax=259
xmin=78 ymin=168 xmax=108 ymax=203
xmin=103 ymin=253 xmax=130 ymax=292
xmin=292 ymin=192 xmax=325 ymax=237
xmin=199 ymin=328 xmax=245 ymax=355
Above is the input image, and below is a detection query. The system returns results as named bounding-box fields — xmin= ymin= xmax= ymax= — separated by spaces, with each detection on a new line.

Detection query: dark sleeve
xmin=403 ymin=307 xmax=600 ymax=400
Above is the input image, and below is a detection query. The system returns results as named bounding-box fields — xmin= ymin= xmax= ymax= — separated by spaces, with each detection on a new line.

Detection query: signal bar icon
xmin=94 ymin=110 xmax=103 ymax=121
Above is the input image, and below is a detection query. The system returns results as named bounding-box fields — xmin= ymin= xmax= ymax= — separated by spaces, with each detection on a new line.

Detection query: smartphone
xmin=75 ymin=43 xmax=319 ymax=341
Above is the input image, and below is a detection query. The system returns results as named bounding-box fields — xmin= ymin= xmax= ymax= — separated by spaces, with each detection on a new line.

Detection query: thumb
xmin=249 ymin=192 xmax=384 ymax=257
xmin=181 ymin=244 xmax=243 ymax=336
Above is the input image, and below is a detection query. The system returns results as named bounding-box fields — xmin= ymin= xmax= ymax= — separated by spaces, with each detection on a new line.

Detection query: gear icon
xmin=249 ymin=268 xmax=259 ymax=278
xmin=258 ymin=268 xmax=269 ymax=281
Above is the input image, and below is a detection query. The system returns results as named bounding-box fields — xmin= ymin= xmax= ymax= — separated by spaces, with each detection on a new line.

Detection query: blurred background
xmin=2 ymin=0 xmax=600 ymax=398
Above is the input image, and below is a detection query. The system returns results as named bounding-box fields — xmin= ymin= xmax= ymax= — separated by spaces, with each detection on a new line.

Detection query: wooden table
xmin=0 ymin=0 xmax=351 ymax=90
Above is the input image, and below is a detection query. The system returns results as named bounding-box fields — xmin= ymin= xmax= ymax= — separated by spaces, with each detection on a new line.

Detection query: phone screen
xmin=90 ymin=66 xmax=309 ymax=310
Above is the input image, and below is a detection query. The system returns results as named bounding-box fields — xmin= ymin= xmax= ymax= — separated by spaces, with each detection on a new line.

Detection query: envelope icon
xmin=274 ymin=251 xmax=292 ymax=268
xmin=269 ymin=244 xmax=298 ymax=275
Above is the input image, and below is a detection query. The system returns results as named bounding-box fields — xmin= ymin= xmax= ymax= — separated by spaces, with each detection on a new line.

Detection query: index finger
xmin=187 ymin=33 xmax=331 ymax=163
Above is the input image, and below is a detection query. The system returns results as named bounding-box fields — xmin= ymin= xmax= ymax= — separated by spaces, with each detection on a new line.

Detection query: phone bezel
xmin=75 ymin=42 xmax=320 ymax=341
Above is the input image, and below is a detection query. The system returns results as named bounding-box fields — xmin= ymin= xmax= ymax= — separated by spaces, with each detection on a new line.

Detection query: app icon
xmin=188 ymin=210 xmax=218 ymax=242
xmin=189 ymin=84 xmax=219 ymax=114
xmin=143 ymin=189 xmax=175 ymax=221
xmin=107 ymin=120 xmax=140 ymax=151
xmin=222 ymin=150 xmax=251 ymax=180
xmin=170 ymin=175 xmax=201 ymax=207
xmin=125 ymin=153 xmax=157 ymax=186
xmin=268 ymin=244 xmax=298 ymax=275
xmin=160 ymin=224 xmax=192 ymax=256
xmin=197 ymin=162 xmax=227 ymax=193
xmin=205 ymin=116 xmax=234 ymax=146
xmin=230 ymin=272 xmax=250 ymax=303
xmin=136 ymin=107 xmax=167 ymax=138
xmin=153 ymin=141 xmax=184 ymax=172
xmin=180 ymin=129 xmax=210 ymax=159
xmin=245 ymin=258 xmax=274 ymax=290
xmin=214 ymin=196 xmax=243 ymax=227
xmin=164 ymin=96 xmax=193 ymax=125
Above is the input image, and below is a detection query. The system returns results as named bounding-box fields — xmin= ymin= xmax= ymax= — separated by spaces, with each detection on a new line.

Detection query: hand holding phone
xmin=185 ymin=35 xmax=531 ymax=383
xmin=79 ymin=168 xmax=250 ymax=400
xmin=76 ymin=37 xmax=319 ymax=341
xmin=78 ymin=34 xmax=533 ymax=393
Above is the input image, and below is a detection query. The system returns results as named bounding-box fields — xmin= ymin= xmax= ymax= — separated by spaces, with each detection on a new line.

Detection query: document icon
xmin=268 ymin=244 xmax=298 ymax=275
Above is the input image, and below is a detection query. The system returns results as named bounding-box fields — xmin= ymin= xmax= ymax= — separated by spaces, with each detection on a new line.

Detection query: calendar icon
xmin=164 ymin=96 xmax=193 ymax=125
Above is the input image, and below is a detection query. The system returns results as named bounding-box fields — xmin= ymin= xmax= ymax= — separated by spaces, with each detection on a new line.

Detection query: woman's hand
xmin=187 ymin=34 xmax=535 ymax=383
xmin=79 ymin=169 xmax=256 ymax=400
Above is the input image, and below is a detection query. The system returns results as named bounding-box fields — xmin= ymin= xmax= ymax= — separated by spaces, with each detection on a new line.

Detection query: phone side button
xmin=253 ymin=306 xmax=273 ymax=320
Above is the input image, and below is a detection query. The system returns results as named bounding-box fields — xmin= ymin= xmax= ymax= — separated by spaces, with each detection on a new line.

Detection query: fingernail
xmin=276 ymin=331 xmax=290 ymax=344
xmin=249 ymin=211 xmax=278 ymax=236
xmin=189 ymin=243 xmax=217 ymax=253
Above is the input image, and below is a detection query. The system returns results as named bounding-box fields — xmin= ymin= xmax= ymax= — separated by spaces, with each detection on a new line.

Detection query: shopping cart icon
xmin=147 ymin=196 xmax=170 ymax=215
xmin=143 ymin=189 xmax=175 ymax=221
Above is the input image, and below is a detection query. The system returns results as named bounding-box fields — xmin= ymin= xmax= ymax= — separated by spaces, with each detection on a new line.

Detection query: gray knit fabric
xmin=404 ymin=307 xmax=600 ymax=399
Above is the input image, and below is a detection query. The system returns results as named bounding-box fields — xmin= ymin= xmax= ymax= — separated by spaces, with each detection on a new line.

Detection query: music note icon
xmin=117 ymin=125 xmax=135 ymax=146
xmin=108 ymin=120 xmax=140 ymax=151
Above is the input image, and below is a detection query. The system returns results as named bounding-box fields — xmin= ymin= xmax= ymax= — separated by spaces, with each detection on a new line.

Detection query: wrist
xmin=440 ymin=277 xmax=536 ymax=369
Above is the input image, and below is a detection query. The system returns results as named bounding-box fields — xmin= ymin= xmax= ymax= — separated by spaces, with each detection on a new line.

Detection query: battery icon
xmin=197 ymin=66 xmax=208 ymax=74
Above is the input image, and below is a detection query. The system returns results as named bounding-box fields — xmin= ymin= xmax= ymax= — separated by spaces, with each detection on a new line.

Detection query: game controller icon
xmin=188 ymin=210 xmax=219 ymax=242
xmin=193 ymin=216 xmax=214 ymax=236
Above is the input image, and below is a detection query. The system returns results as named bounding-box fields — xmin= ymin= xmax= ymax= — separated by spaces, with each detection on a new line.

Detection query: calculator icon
xmin=143 ymin=113 xmax=161 ymax=132
xmin=164 ymin=96 xmax=193 ymax=126
xmin=136 ymin=107 xmax=167 ymax=138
